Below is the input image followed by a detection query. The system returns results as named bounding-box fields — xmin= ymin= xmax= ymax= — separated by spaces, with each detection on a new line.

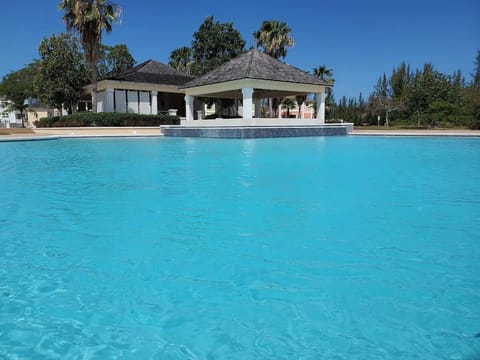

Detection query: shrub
xmin=34 ymin=112 xmax=180 ymax=127
xmin=468 ymin=118 xmax=480 ymax=130
xmin=204 ymin=113 xmax=241 ymax=119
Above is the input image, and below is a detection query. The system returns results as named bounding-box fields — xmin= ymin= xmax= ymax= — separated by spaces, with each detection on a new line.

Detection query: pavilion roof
xmin=105 ymin=60 xmax=194 ymax=86
xmin=182 ymin=49 xmax=332 ymax=89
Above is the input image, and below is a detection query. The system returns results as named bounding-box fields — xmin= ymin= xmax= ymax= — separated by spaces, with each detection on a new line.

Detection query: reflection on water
xmin=0 ymin=137 xmax=479 ymax=359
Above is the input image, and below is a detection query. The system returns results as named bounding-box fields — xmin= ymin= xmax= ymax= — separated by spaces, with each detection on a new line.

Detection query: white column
xmin=278 ymin=103 xmax=282 ymax=119
xmin=316 ymin=91 xmax=326 ymax=124
xmin=105 ymin=88 xmax=114 ymax=112
xmin=241 ymin=87 xmax=253 ymax=119
xmin=151 ymin=91 xmax=158 ymax=115
xmin=254 ymin=98 xmax=261 ymax=118
xmin=185 ymin=95 xmax=194 ymax=121
xmin=97 ymin=91 xmax=105 ymax=112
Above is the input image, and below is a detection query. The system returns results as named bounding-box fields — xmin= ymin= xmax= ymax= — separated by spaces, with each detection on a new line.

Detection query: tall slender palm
xmin=59 ymin=0 xmax=121 ymax=112
xmin=313 ymin=65 xmax=334 ymax=82
xmin=168 ymin=47 xmax=193 ymax=75
xmin=253 ymin=20 xmax=294 ymax=59
xmin=253 ymin=20 xmax=294 ymax=117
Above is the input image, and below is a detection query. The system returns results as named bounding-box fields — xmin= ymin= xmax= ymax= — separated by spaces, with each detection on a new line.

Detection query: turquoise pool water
xmin=0 ymin=136 xmax=479 ymax=359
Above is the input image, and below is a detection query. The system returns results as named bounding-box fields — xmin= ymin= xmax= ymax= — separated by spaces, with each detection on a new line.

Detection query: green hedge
xmin=34 ymin=112 xmax=180 ymax=127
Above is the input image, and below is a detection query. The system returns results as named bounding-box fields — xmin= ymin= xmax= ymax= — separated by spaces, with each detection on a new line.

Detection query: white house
xmin=83 ymin=60 xmax=196 ymax=116
xmin=0 ymin=99 xmax=21 ymax=128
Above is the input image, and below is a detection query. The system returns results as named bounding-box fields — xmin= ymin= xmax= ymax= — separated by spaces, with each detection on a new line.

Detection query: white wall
xmin=139 ymin=91 xmax=150 ymax=114
xmin=127 ymin=91 xmax=139 ymax=113
xmin=0 ymin=100 xmax=20 ymax=127
xmin=115 ymin=90 xmax=127 ymax=113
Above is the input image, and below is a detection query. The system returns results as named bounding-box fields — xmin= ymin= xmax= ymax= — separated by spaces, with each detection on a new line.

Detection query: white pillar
xmin=105 ymin=88 xmax=114 ymax=112
xmin=241 ymin=87 xmax=253 ymax=119
xmin=316 ymin=92 xmax=326 ymax=124
xmin=185 ymin=95 xmax=194 ymax=121
xmin=254 ymin=98 xmax=261 ymax=117
xmin=278 ymin=103 xmax=282 ymax=119
xmin=151 ymin=91 xmax=158 ymax=115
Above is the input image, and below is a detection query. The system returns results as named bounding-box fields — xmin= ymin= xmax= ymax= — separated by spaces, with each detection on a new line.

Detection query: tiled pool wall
xmin=162 ymin=125 xmax=351 ymax=138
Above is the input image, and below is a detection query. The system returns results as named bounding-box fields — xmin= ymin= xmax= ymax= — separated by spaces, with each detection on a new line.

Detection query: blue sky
xmin=2 ymin=0 xmax=479 ymax=99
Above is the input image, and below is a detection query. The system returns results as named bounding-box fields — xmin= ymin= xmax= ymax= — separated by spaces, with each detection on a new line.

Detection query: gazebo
xmin=83 ymin=60 xmax=194 ymax=116
xmin=180 ymin=49 xmax=332 ymax=124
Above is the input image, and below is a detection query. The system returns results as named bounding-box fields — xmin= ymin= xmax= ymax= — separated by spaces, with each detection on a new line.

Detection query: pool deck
xmin=351 ymin=129 xmax=480 ymax=137
xmin=1 ymin=127 xmax=480 ymax=141
xmin=0 ymin=127 xmax=163 ymax=142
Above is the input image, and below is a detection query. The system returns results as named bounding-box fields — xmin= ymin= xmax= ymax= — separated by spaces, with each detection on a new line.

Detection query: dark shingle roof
xmin=182 ymin=49 xmax=331 ymax=88
xmin=105 ymin=60 xmax=195 ymax=85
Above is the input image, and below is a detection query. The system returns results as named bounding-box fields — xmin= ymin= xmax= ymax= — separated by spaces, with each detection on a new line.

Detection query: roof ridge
xmin=246 ymin=50 xmax=255 ymax=78
xmin=103 ymin=59 xmax=150 ymax=80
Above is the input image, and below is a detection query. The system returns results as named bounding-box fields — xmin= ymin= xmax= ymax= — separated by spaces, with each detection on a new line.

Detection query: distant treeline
xmin=327 ymin=51 xmax=480 ymax=129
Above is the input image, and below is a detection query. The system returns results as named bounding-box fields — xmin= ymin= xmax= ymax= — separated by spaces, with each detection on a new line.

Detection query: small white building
xmin=83 ymin=60 xmax=195 ymax=116
xmin=0 ymin=99 xmax=21 ymax=128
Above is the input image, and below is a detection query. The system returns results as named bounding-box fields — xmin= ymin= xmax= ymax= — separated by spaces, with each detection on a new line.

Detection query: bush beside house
xmin=34 ymin=112 xmax=180 ymax=127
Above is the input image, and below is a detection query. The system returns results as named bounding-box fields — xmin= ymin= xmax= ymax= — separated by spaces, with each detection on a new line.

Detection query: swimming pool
xmin=0 ymin=136 xmax=479 ymax=359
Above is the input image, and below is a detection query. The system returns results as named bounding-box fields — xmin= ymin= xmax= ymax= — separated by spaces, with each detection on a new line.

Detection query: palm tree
xmin=281 ymin=98 xmax=296 ymax=118
xmin=168 ymin=47 xmax=193 ymax=75
xmin=313 ymin=65 xmax=334 ymax=82
xmin=295 ymin=95 xmax=307 ymax=118
xmin=2 ymin=101 xmax=37 ymax=128
xmin=253 ymin=20 xmax=294 ymax=59
xmin=59 ymin=0 xmax=121 ymax=113
xmin=254 ymin=20 xmax=294 ymax=117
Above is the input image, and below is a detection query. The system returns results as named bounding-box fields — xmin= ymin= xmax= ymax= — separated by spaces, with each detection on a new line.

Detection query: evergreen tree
xmin=35 ymin=33 xmax=89 ymax=113
xmin=97 ymin=44 xmax=135 ymax=78
xmin=0 ymin=63 xmax=39 ymax=127
xmin=332 ymin=57 xmax=479 ymax=128
xmin=389 ymin=62 xmax=411 ymax=113
xmin=191 ymin=16 xmax=246 ymax=76
xmin=472 ymin=50 xmax=480 ymax=88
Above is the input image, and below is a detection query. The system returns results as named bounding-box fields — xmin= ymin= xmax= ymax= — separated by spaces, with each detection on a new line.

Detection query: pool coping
xmin=351 ymin=130 xmax=480 ymax=137
xmin=1 ymin=128 xmax=480 ymax=141
xmin=0 ymin=135 xmax=61 ymax=142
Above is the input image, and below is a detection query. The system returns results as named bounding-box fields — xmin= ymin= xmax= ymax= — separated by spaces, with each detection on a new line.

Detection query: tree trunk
xmin=90 ymin=62 xmax=98 ymax=113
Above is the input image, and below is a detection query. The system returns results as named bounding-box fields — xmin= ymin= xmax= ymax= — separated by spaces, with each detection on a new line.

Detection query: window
xmin=1 ymin=112 xmax=8 ymax=118
xmin=15 ymin=113 xmax=22 ymax=120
